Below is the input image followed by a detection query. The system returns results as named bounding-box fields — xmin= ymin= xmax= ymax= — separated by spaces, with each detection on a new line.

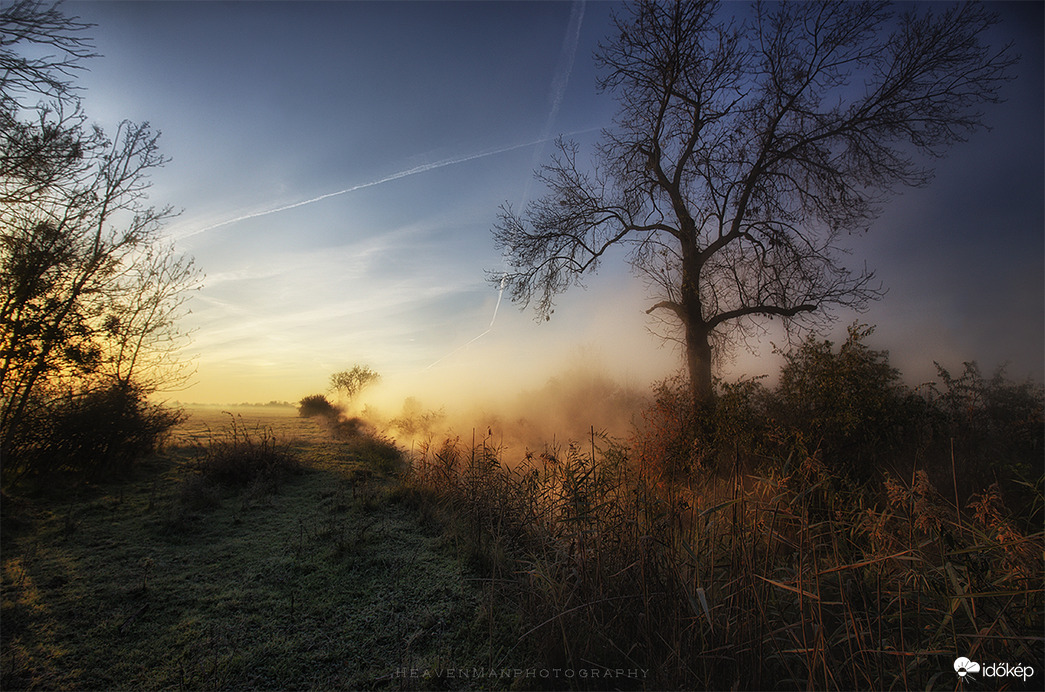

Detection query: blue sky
xmin=65 ymin=0 xmax=1043 ymax=406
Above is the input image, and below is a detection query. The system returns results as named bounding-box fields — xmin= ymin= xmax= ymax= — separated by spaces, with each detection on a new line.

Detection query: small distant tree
xmin=329 ymin=365 xmax=379 ymax=402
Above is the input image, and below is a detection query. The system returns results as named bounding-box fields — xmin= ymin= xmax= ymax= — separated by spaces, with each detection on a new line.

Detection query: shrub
xmin=771 ymin=323 xmax=908 ymax=479
xmin=297 ymin=394 xmax=341 ymax=419
xmin=191 ymin=413 xmax=301 ymax=487
xmin=329 ymin=415 xmax=370 ymax=440
xmin=929 ymin=361 xmax=1044 ymax=514
xmin=343 ymin=433 xmax=402 ymax=475
xmin=632 ymin=374 xmax=705 ymax=478
xmin=388 ymin=397 xmax=446 ymax=438
xmin=713 ymin=375 xmax=774 ymax=452
xmin=2 ymin=382 xmax=183 ymax=484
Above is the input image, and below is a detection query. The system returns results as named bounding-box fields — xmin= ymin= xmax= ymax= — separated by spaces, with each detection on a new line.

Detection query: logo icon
xmin=955 ymin=657 xmax=981 ymax=680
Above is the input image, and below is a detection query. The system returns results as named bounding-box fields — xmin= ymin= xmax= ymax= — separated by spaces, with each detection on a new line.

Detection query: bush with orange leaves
xmin=968 ymin=482 xmax=1039 ymax=589
xmin=630 ymin=374 xmax=707 ymax=479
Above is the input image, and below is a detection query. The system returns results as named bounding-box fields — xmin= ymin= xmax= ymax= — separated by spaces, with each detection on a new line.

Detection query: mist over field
xmin=360 ymin=358 xmax=651 ymax=455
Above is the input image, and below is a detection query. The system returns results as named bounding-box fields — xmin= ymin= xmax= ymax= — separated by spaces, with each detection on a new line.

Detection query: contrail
xmin=425 ymin=275 xmax=508 ymax=371
xmin=435 ymin=0 xmax=586 ymax=367
xmin=424 ymin=328 xmax=493 ymax=371
xmin=488 ymin=275 xmax=507 ymax=328
xmin=427 ymin=0 xmax=586 ymax=370
xmin=539 ymin=1 xmax=586 ymax=156
xmin=176 ymin=137 xmax=553 ymax=241
xmin=514 ymin=0 xmax=587 ymax=213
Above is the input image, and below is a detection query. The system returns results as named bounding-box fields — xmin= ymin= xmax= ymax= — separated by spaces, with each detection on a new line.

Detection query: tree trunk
xmin=677 ymin=226 xmax=714 ymax=412
xmin=685 ymin=320 xmax=714 ymax=412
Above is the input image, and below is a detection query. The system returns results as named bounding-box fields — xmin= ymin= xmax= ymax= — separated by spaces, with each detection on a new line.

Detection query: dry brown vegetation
xmin=399 ymin=328 xmax=1043 ymax=690
xmin=402 ymin=436 xmax=1042 ymax=689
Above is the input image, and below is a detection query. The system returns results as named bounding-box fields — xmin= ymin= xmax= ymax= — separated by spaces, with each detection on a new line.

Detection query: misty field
xmin=1 ymin=408 xmax=504 ymax=690
xmin=3 ymin=358 xmax=1044 ymax=692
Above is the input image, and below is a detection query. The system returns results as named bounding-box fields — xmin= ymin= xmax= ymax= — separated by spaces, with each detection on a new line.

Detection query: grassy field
xmin=1 ymin=408 xmax=511 ymax=690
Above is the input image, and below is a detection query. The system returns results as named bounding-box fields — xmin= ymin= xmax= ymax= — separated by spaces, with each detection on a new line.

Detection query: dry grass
xmin=187 ymin=411 xmax=302 ymax=487
xmin=4 ymin=400 xmax=1041 ymax=690
xmin=167 ymin=405 xmax=331 ymax=448
xmin=403 ymin=428 xmax=1044 ymax=690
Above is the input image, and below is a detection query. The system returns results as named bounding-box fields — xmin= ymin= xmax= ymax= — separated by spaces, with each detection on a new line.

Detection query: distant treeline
xmin=173 ymin=401 xmax=295 ymax=409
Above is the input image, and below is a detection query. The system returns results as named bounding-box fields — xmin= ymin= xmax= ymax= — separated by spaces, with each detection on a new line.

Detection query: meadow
xmin=1 ymin=408 xmax=507 ymax=690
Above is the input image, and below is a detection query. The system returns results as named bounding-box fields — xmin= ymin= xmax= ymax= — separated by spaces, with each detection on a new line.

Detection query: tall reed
xmin=403 ymin=429 xmax=1043 ymax=690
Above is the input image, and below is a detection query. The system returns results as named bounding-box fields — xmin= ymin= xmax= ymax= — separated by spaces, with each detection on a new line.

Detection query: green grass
xmin=2 ymin=412 xmax=507 ymax=690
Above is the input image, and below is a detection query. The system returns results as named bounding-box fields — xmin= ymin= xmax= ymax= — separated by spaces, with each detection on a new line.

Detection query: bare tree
xmin=99 ymin=239 xmax=199 ymax=391
xmin=1 ymin=2 xmax=200 ymax=470
xmin=493 ymin=0 xmax=1015 ymax=409
xmin=0 ymin=120 xmax=197 ymax=450
xmin=1 ymin=0 xmax=98 ymax=207
xmin=330 ymin=365 xmax=380 ymax=403
xmin=0 ymin=0 xmax=97 ymax=107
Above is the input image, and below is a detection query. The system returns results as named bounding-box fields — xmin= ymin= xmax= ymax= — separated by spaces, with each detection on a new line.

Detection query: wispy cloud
xmin=540 ymin=1 xmax=586 ymax=162
xmin=172 ymin=136 xmax=566 ymax=242
xmin=183 ymin=230 xmax=490 ymax=368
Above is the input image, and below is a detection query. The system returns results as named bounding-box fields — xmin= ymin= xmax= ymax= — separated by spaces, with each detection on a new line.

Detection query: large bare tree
xmin=493 ymin=0 xmax=1015 ymax=409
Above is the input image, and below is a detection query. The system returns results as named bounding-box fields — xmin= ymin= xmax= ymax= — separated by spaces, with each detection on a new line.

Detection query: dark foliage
xmin=633 ymin=324 xmax=1043 ymax=519
xmin=699 ymin=325 xmax=1043 ymax=509
xmin=297 ymin=394 xmax=341 ymax=420
xmin=770 ymin=324 xmax=914 ymax=479
xmin=632 ymin=374 xmax=704 ymax=477
xmin=2 ymin=382 xmax=182 ymax=483
xmin=929 ymin=361 xmax=1044 ymax=518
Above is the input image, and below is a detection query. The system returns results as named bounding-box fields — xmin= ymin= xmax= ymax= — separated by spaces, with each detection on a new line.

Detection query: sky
xmin=60 ymin=0 xmax=1044 ymax=408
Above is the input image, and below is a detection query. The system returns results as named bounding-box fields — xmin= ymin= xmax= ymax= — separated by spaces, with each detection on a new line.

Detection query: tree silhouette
xmin=1 ymin=1 xmax=199 ymax=477
xmin=493 ymin=0 xmax=1015 ymax=409
xmin=329 ymin=365 xmax=380 ymax=403
xmin=0 ymin=0 xmax=97 ymax=108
